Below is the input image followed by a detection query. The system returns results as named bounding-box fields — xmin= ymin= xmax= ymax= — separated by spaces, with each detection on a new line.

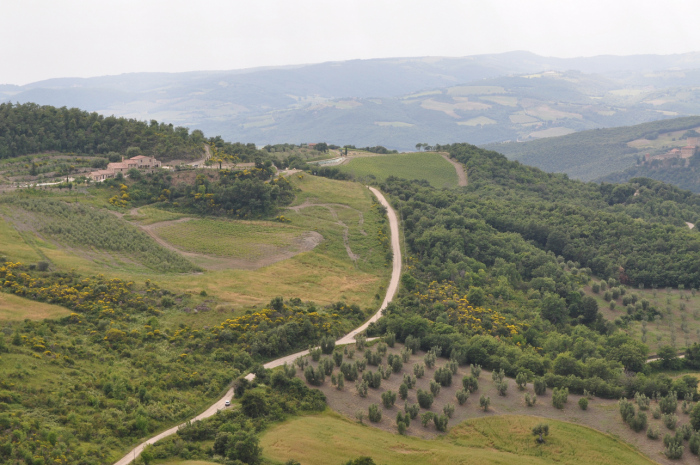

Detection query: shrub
xmin=664 ymin=443 xmax=683 ymax=460
xmin=337 ymin=376 xmax=344 ymax=390
xmin=404 ymin=335 xmax=420 ymax=354
xmin=679 ymin=423 xmax=692 ymax=440
xmin=456 ymin=388 xmax=469 ymax=405
xmin=333 ymin=351 xmax=343 ymax=367
xmin=552 ymin=387 xmax=568 ymax=409
xmin=592 ymin=283 xmax=600 ymax=293
xmin=368 ymin=404 xmax=382 ymax=423
xmin=491 ymin=369 xmax=505 ymax=383
xmin=304 ymin=365 xmax=324 ymax=386
xmin=363 ymin=370 xmax=381 ymax=389
xmin=405 ymin=402 xmax=420 ymax=419
xmin=355 ymin=359 xmax=367 ymax=372
xmin=389 ymin=354 xmax=403 ymax=373
xmin=516 ymin=372 xmax=527 ymax=390
xmin=446 ymin=360 xmax=458 ymax=374
xmin=462 ymin=375 xmax=478 ymax=392
xmin=659 ymin=380 xmax=679 ymax=404
xmin=356 ymin=380 xmax=368 ymax=398
xmin=443 ymin=403 xmax=455 ymax=418
xmin=355 ymin=410 xmax=365 ymax=424
xmin=532 ymin=423 xmax=549 ymax=443
xmin=496 ymin=380 xmax=508 ymax=396
xmin=381 ymin=390 xmax=397 ymax=408
xmin=310 ymin=347 xmax=322 ymax=362
xmin=663 ymin=414 xmax=678 ymax=430
xmin=37 ymin=261 xmax=49 ymax=271
xmin=534 ymin=377 xmax=547 ymax=395
xmin=470 ymin=364 xmax=482 ymax=378
xmin=365 ymin=350 xmax=382 ymax=366
xmin=399 ymin=383 xmax=408 ymax=400
xmin=403 ymin=373 xmax=416 ymax=389
xmin=413 ymin=363 xmax=425 ymax=378
xmin=629 ymin=412 xmax=648 ymax=432
xmin=340 ymin=362 xmax=358 ymax=381
xmin=379 ymin=364 xmax=391 ymax=380
xmin=434 ymin=367 xmax=453 ymax=387
xmin=634 ymin=392 xmax=650 ymax=410
xmin=320 ymin=336 xmax=335 ymax=354
xmin=384 ymin=332 xmax=395 ymax=348
xmin=430 ymin=379 xmax=441 ymax=397
xmin=578 ymin=397 xmax=588 ymax=410
xmin=434 ymin=414 xmax=449 ymax=432
xmin=417 ymin=389 xmax=434 ymax=409
xmin=397 ymin=420 xmax=406 ymax=435
xmin=652 ymin=406 xmax=662 ymax=419
xmin=525 ymin=393 xmax=537 ymax=407
xmin=690 ymin=432 xmax=700 ymax=454
xmin=376 ymin=342 xmax=388 ymax=356
xmin=420 ymin=412 xmax=434 ymax=427
xmin=647 ymin=425 xmax=660 ymax=440
xmin=294 ymin=356 xmax=309 ymax=370
xmin=480 ymin=395 xmax=490 ymax=411
xmin=320 ymin=358 xmax=334 ymax=376
xmin=424 ymin=351 xmax=437 ymax=368
xmin=400 ymin=347 xmax=411 ymax=363
xmin=619 ymin=398 xmax=635 ymax=423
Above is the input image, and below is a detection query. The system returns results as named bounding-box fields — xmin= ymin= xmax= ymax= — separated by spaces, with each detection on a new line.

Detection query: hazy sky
xmin=3 ymin=0 xmax=700 ymax=85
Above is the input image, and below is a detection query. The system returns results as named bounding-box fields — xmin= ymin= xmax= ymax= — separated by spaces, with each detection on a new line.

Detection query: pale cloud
xmin=2 ymin=0 xmax=699 ymax=85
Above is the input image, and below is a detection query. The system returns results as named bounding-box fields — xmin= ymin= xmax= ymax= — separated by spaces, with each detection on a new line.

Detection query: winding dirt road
xmin=113 ymin=186 xmax=402 ymax=465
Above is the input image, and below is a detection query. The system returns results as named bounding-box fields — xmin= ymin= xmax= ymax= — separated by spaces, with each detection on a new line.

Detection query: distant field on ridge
xmin=338 ymin=152 xmax=459 ymax=188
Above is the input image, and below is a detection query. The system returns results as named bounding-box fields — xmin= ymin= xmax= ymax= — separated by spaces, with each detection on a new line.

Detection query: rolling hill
xmin=487 ymin=116 xmax=700 ymax=181
xmin=5 ymin=51 xmax=700 ymax=150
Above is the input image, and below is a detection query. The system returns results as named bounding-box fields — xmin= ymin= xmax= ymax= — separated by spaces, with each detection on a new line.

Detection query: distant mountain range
xmin=4 ymin=51 xmax=700 ymax=150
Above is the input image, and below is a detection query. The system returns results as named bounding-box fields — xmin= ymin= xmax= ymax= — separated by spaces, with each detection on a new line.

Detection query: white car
xmin=224 ymin=400 xmax=231 ymax=407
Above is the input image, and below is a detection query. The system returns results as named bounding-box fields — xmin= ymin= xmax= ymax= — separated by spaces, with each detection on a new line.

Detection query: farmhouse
xmin=644 ymin=137 xmax=698 ymax=166
xmin=89 ymin=155 xmax=162 ymax=181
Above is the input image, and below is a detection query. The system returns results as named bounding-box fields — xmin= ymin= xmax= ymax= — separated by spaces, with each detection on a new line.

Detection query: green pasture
xmin=338 ymin=152 xmax=458 ymax=188
xmin=260 ymin=411 xmax=655 ymax=465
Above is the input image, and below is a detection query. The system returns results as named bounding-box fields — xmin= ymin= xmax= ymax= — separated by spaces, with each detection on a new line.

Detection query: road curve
xmin=114 ymin=186 xmax=402 ymax=465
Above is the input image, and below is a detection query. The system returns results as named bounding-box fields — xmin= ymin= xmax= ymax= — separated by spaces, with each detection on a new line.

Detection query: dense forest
xmin=487 ymin=116 xmax=700 ymax=181
xmin=430 ymin=143 xmax=700 ymax=288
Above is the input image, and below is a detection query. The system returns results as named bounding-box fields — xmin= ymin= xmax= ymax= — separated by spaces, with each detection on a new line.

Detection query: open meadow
xmin=261 ymin=411 xmax=655 ymax=465
xmin=338 ymin=152 xmax=459 ymax=188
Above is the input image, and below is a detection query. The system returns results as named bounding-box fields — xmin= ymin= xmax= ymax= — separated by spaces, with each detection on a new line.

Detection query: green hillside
xmin=487 ymin=116 xmax=700 ymax=181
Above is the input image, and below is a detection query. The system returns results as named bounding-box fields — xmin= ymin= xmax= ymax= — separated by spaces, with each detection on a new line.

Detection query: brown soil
xmin=300 ymin=343 xmax=692 ymax=465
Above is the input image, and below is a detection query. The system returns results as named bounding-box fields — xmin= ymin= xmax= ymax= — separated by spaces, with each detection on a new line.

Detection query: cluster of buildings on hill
xmin=89 ymin=155 xmax=161 ymax=181
xmin=643 ymin=137 xmax=698 ymax=166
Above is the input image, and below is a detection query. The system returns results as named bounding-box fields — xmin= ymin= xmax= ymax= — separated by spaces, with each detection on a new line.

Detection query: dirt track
xmin=440 ymin=153 xmax=468 ymax=187
xmin=112 ymin=186 xmax=402 ymax=465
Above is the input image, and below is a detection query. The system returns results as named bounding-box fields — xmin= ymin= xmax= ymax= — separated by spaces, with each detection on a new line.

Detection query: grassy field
xmin=338 ymin=152 xmax=458 ymax=189
xmin=0 ymin=292 xmax=73 ymax=321
xmin=261 ymin=411 xmax=655 ymax=465
xmin=155 ymin=218 xmax=309 ymax=259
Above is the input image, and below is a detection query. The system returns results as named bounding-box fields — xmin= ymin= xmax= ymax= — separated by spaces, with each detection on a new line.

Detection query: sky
xmin=3 ymin=0 xmax=700 ymax=85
